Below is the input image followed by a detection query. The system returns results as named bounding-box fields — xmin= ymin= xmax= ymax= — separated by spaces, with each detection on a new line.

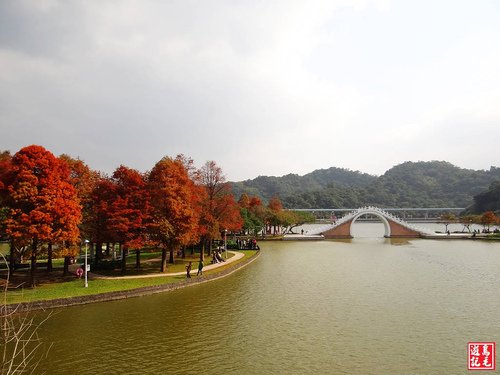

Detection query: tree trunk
xmin=161 ymin=248 xmax=168 ymax=272
xmin=181 ymin=246 xmax=185 ymax=259
xmin=200 ymin=241 xmax=205 ymax=262
xmin=190 ymin=246 xmax=194 ymax=255
xmin=30 ymin=241 xmax=38 ymax=287
xmin=47 ymin=242 xmax=53 ymax=272
xmin=95 ymin=242 xmax=102 ymax=266
xmin=169 ymin=248 xmax=174 ymax=264
xmin=135 ymin=250 xmax=140 ymax=269
xmin=63 ymin=256 xmax=70 ymax=276
xmin=105 ymin=243 xmax=110 ymax=256
xmin=206 ymin=237 xmax=211 ymax=257
xmin=9 ymin=240 xmax=15 ymax=278
xmin=121 ymin=245 xmax=127 ymax=275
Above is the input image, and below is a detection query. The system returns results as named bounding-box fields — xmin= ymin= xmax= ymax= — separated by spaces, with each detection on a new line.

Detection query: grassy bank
xmin=0 ymin=242 xmax=8 ymax=256
xmin=94 ymin=250 xmax=235 ymax=276
xmin=5 ymin=250 xmax=258 ymax=305
xmin=484 ymin=233 xmax=500 ymax=241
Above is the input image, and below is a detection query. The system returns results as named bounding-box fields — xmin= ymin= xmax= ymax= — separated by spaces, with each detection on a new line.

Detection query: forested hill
xmin=231 ymin=167 xmax=376 ymax=203
xmin=230 ymin=161 xmax=500 ymax=208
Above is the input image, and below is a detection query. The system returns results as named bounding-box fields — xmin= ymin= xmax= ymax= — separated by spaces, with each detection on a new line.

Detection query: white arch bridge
xmin=307 ymin=206 xmax=435 ymax=238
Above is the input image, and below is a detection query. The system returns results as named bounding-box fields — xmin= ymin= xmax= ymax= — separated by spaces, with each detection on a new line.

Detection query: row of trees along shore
xmin=439 ymin=211 xmax=500 ymax=233
xmin=0 ymin=145 xmax=311 ymax=287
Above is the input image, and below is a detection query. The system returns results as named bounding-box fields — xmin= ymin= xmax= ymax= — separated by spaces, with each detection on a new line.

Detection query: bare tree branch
xmin=1 ymin=254 xmax=51 ymax=375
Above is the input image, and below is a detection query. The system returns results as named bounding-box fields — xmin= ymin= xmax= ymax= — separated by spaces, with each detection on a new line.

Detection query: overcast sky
xmin=1 ymin=0 xmax=499 ymax=181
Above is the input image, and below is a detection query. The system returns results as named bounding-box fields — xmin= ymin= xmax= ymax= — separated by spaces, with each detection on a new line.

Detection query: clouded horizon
xmin=1 ymin=0 xmax=499 ymax=181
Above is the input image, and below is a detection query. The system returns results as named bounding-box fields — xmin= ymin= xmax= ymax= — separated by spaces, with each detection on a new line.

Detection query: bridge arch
xmin=317 ymin=206 xmax=429 ymax=239
xmin=349 ymin=210 xmax=391 ymax=237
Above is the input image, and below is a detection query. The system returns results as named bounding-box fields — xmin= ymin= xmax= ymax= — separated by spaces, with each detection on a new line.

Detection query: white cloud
xmin=0 ymin=0 xmax=499 ymax=180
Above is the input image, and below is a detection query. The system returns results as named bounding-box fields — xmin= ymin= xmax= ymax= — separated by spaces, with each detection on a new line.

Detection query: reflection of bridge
xmin=309 ymin=206 xmax=435 ymax=239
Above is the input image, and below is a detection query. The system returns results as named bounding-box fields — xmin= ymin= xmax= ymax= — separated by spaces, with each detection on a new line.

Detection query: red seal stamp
xmin=468 ymin=342 xmax=496 ymax=370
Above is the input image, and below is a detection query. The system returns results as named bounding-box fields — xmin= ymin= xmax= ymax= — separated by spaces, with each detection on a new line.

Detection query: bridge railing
xmin=308 ymin=208 xmax=358 ymax=235
xmin=360 ymin=206 xmax=435 ymax=235
xmin=309 ymin=206 xmax=435 ymax=236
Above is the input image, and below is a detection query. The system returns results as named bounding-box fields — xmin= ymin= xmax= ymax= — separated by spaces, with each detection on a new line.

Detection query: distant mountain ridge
xmin=230 ymin=161 xmax=500 ymax=209
xmin=231 ymin=167 xmax=376 ymax=200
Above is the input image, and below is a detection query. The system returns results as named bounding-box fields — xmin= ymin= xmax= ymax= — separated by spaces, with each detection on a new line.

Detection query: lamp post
xmin=224 ymin=229 xmax=227 ymax=260
xmin=84 ymin=239 xmax=89 ymax=288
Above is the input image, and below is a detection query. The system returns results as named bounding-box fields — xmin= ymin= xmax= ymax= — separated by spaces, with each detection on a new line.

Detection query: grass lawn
xmin=0 ymin=242 xmax=9 ymax=257
xmin=203 ymin=250 xmax=254 ymax=275
xmin=485 ymin=233 xmax=500 ymax=240
xmin=4 ymin=250 xmax=258 ymax=305
xmin=94 ymin=250 xmax=235 ymax=276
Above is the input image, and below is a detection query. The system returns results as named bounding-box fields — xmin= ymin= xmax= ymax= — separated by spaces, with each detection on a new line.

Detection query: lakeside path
xmin=10 ymin=250 xmax=258 ymax=312
xmin=86 ymin=250 xmax=245 ymax=280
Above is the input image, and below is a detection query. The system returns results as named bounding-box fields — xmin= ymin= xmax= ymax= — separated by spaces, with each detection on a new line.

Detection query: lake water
xmin=36 ymin=222 xmax=499 ymax=374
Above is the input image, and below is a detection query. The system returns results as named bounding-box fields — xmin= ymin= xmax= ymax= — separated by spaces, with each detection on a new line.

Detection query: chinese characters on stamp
xmin=468 ymin=342 xmax=496 ymax=370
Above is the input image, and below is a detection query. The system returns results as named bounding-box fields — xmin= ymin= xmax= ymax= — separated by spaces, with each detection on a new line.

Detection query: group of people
xmin=212 ymin=249 xmax=226 ymax=264
xmin=236 ymin=238 xmax=259 ymax=250
xmin=185 ymin=260 xmax=204 ymax=278
xmin=185 ymin=238 xmax=260 ymax=278
xmin=185 ymin=249 xmax=227 ymax=279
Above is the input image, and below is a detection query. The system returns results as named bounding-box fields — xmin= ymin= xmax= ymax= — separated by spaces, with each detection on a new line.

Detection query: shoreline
xmin=282 ymin=233 xmax=500 ymax=241
xmin=6 ymin=250 xmax=261 ymax=313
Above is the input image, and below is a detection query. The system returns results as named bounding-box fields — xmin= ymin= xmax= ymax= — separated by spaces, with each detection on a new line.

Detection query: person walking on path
xmin=186 ymin=261 xmax=192 ymax=278
xmin=197 ymin=260 xmax=204 ymax=276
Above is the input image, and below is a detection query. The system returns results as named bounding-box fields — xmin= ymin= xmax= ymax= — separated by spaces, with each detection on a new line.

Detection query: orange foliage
xmin=218 ymin=194 xmax=244 ymax=232
xmin=238 ymin=193 xmax=250 ymax=209
xmin=107 ymin=165 xmax=150 ymax=249
xmin=148 ymin=157 xmax=199 ymax=250
xmin=5 ymin=145 xmax=81 ymax=253
xmin=197 ymin=161 xmax=243 ymax=241
xmin=87 ymin=177 xmax=116 ymax=244
xmin=267 ymin=196 xmax=283 ymax=212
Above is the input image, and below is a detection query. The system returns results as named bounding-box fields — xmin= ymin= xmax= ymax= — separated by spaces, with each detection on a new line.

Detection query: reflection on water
xmin=36 ymin=223 xmax=500 ymax=374
xmin=387 ymin=238 xmax=411 ymax=246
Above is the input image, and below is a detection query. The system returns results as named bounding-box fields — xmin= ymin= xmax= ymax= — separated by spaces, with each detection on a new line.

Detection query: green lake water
xmin=35 ymin=223 xmax=500 ymax=374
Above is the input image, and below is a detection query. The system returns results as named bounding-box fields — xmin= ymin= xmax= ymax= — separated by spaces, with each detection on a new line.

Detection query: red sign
xmin=468 ymin=342 xmax=496 ymax=370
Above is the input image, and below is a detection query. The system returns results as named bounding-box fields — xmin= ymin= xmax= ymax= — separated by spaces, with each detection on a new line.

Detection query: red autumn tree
xmin=249 ymin=196 xmax=266 ymax=219
xmin=267 ymin=196 xmax=283 ymax=212
xmin=148 ymin=157 xmax=199 ymax=272
xmin=0 ymin=151 xmax=14 ymax=274
xmin=239 ymin=194 xmax=266 ymax=236
xmin=196 ymin=161 xmax=243 ymax=260
xmin=86 ymin=176 xmax=116 ymax=265
xmin=45 ymin=158 xmax=82 ymax=272
xmin=107 ymin=165 xmax=150 ymax=273
xmin=238 ymin=193 xmax=251 ymax=209
xmin=60 ymin=155 xmax=99 ymax=231
xmin=0 ymin=151 xmax=12 ymax=191
xmin=5 ymin=145 xmax=81 ymax=286
xmin=266 ymin=196 xmax=284 ymax=235
xmin=59 ymin=155 xmax=99 ymax=274
xmin=174 ymin=155 xmax=204 ymax=258
xmin=59 ymin=154 xmax=99 ymax=204
xmin=480 ymin=211 xmax=497 ymax=231
xmin=0 ymin=151 xmax=12 ymax=237
xmin=217 ymin=194 xmax=244 ymax=233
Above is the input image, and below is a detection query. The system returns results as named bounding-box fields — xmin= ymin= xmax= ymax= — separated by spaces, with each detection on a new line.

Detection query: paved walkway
xmin=72 ymin=251 xmax=245 ymax=280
